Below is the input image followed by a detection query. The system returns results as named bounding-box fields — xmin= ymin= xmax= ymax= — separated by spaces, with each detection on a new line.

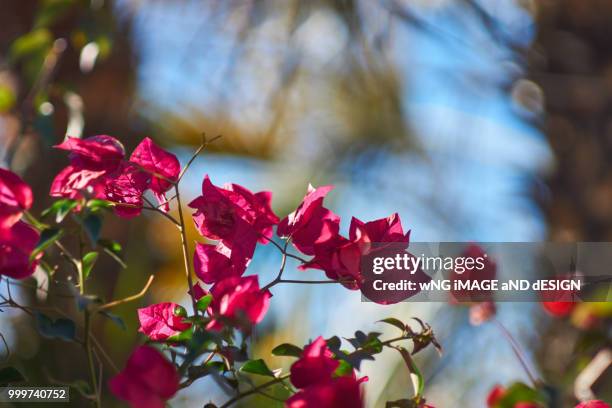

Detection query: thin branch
xmin=217 ymin=373 xmax=292 ymax=408
xmin=177 ymin=134 xmax=223 ymax=183
xmin=97 ymin=275 xmax=155 ymax=311
xmin=175 ymin=185 xmax=198 ymax=315
xmin=494 ymin=318 xmax=539 ymax=387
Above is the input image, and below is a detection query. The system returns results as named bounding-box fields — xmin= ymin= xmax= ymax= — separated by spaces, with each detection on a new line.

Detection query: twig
xmin=175 ymin=184 xmax=198 ymax=315
xmin=177 ymin=134 xmax=223 ymax=183
xmin=218 ymin=373 xmax=291 ymax=408
xmin=97 ymin=275 xmax=155 ymax=311
xmin=494 ymin=318 xmax=539 ymax=387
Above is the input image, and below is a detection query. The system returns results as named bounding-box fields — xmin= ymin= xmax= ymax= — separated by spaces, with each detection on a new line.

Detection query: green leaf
xmin=196 ymin=294 xmax=213 ymax=312
xmin=10 ymin=29 xmax=52 ymax=61
xmin=41 ymin=199 xmax=77 ymax=223
xmin=0 ymin=85 xmax=16 ymax=112
xmin=81 ymin=251 xmax=98 ymax=280
xmin=326 ymin=336 xmax=342 ymax=352
xmin=32 ymin=228 xmax=63 ymax=258
xmin=98 ymin=310 xmax=126 ymax=331
xmin=496 ymin=382 xmax=547 ymax=408
xmin=98 ymin=239 xmax=126 ymax=268
xmin=0 ymin=367 xmax=26 ymax=386
xmin=82 ymin=214 xmax=102 ymax=244
xmin=35 ymin=312 xmax=76 ymax=341
xmin=334 ymin=359 xmax=353 ymax=377
xmin=86 ymin=199 xmax=113 ymax=213
xmin=271 ymin=343 xmax=303 ymax=358
xmin=395 ymin=346 xmax=424 ymax=398
xmin=168 ymin=327 xmax=194 ymax=343
xmin=239 ymin=359 xmax=275 ymax=377
xmin=379 ymin=318 xmax=407 ymax=332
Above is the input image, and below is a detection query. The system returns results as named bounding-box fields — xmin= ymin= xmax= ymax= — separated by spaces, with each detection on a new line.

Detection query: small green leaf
xmin=326 ymin=336 xmax=342 ymax=351
xmin=334 ymin=359 xmax=353 ymax=377
xmin=379 ymin=318 xmax=407 ymax=332
xmin=395 ymin=347 xmax=423 ymax=398
xmin=98 ymin=310 xmax=126 ymax=331
xmin=239 ymin=359 xmax=275 ymax=377
xmin=82 ymin=214 xmax=102 ymax=244
xmin=32 ymin=228 xmax=63 ymax=258
xmin=82 ymin=251 xmax=98 ymax=280
xmin=35 ymin=312 xmax=76 ymax=341
xmin=0 ymin=367 xmax=26 ymax=386
xmin=98 ymin=239 xmax=126 ymax=268
xmin=496 ymin=382 xmax=547 ymax=408
xmin=271 ymin=343 xmax=303 ymax=358
xmin=0 ymin=85 xmax=16 ymax=112
xmin=10 ymin=29 xmax=52 ymax=61
xmin=168 ymin=327 xmax=194 ymax=343
xmin=196 ymin=294 xmax=213 ymax=312
xmin=41 ymin=199 xmax=78 ymax=223
xmin=86 ymin=199 xmax=113 ymax=212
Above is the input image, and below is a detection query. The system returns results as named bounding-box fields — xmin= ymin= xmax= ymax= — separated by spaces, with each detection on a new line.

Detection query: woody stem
xmin=174 ymin=184 xmax=198 ymax=316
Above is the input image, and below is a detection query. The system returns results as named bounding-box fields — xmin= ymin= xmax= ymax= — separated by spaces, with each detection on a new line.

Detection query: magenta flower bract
xmin=0 ymin=168 xmax=33 ymax=228
xmin=109 ymin=345 xmax=179 ymax=408
xmin=206 ymin=275 xmax=271 ymax=331
xmin=277 ymin=185 xmax=340 ymax=256
xmin=0 ymin=220 xmax=40 ymax=280
xmin=137 ymin=302 xmax=191 ymax=341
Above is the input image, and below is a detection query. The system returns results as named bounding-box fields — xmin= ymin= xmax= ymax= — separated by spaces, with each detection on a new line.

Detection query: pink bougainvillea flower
xmin=513 ymin=404 xmax=539 ymax=408
xmin=55 ymin=135 xmax=125 ymax=171
xmin=541 ymin=301 xmax=575 ymax=317
xmin=206 ymin=275 xmax=271 ymax=331
xmin=302 ymin=213 xmax=410 ymax=289
xmin=0 ymin=220 xmax=40 ymax=280
xmin=129 ymin=137 xmax=180 ymax=211
xmin=486 ymin=385 xmax=506 ymax=407
xmin=286 ymin=375 xmax=365 ymax=408
xmin=109 ymin=345 xmax=179 ymax=408
xmin=51 ymin=135 xmax=125 ymax=200
xmin=0 ymin=168 xmax=33 ymax=228
xmin=50 ymin=165 xmax=108 ymax=200
xmin=277 ymin=185 xmax=340 ymax=256
xmin=287 ymin=336 xmax=366 ymax=408
xmin=188 ymin=176 xmax=279 ymax=254
xmin=193 ymin=241 xmax=249 ymax=284
xmin=290 ymin=337 xmax=339 ymax=389
xmin=469 ymin=301 xmax=497 ymax=326
xmin=104 ymin=163 xmax=150 ymax=218
xmin=137 ymin=302 xmax=191 ymax=341
xmin=575 ymin=401 xmax=611 ymax=408
xmin=540 ymin=275 xmax=578 ymax=317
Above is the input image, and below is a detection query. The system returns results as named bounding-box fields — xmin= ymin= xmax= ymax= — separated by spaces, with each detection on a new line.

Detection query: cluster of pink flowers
xmin=50 ymin=136 xmax=180 ymax=216
xmin=286 ymin=336 xmax=367 ymax=408
xmin=0 ymin=168 xmax=39 ymax=281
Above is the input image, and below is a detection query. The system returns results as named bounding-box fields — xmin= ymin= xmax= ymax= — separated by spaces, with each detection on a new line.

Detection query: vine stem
xmin=218 ymin=373 xmax=291 ymax=408
xmin=493 ymin=318 xmax=539 ymax=387
xmin=174 ymin=184 xmax=198 ymax=316
xmin=84 ymin=311 xmax=101 ymax=407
